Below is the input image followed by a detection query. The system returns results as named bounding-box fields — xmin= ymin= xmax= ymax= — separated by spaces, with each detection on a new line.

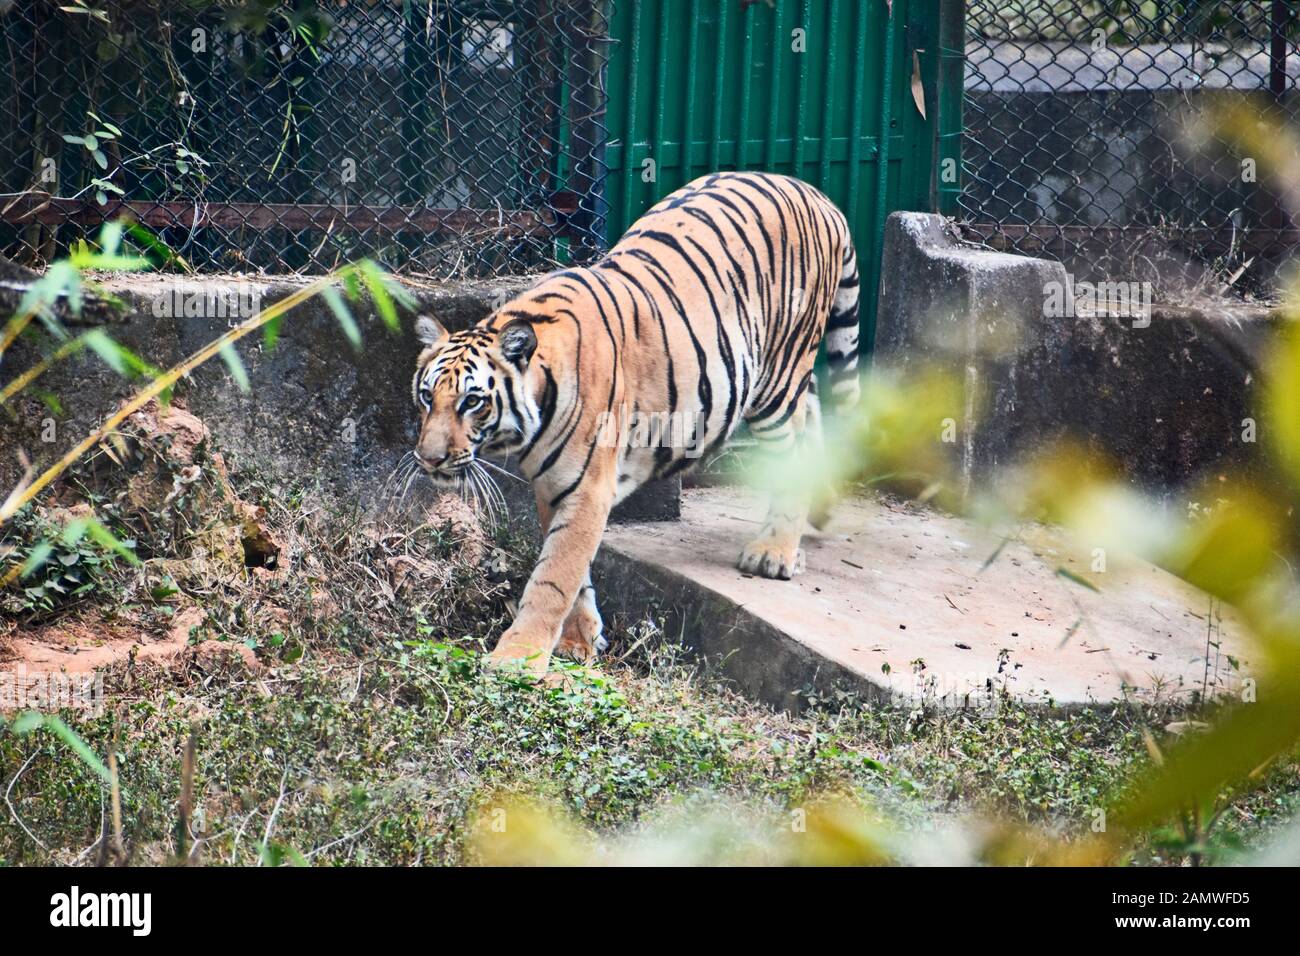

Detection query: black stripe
xmin=562 ymin=270 xmax=622 ymax=414
xmin=549 ymin=434 xmax=601 ymax=509
xmin=602 ymin=259 xmax=677 ymax=412
xmin=827 ymin=308 xmax=860 ymax=329
xmin=535 ymin=580 xmax=565 ymax=599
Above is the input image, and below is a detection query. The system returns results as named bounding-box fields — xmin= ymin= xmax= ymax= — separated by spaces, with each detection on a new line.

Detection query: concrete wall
xmin=874 ymin=212 xmax=1282 ymax=504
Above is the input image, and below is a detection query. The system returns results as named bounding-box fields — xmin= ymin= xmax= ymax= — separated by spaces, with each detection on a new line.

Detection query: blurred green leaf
xmin=262 ymin=313 xmax=283 ymax=351
xmin=321 ymin=285 xmax=361 ymax=348
xmin=358 ymin=261 xmax=401 ymax=333
xmin=10 ymin=713 xmax=111 ymax=783
xmin=19 ymin=540 xmax=53 ymax=579
xmin=1113 ymin=665 xmax=1300 ymax=833
xmin=1266 ymin=320 xmax=1300 ymax=491
xmin=218 ymin=340 xmax=250 ymax=391
xmin=126 ymin=221 xmax=191 ymax=273
xmin=63 ymin=516 xmax=140 ymax=567
xmin=1169 ymin=492 xmax=1280 ymax=606
xmin=81 ymin=328 xmax=157 ymax=381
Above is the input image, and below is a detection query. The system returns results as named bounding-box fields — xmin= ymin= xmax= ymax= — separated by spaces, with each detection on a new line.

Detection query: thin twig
xmin=258 ymin=766 xmax=290 ymax=866
xmin=4 ymin=751 xmax=49 ymax=854
xmin=305 ymin=817 xmax=379 ymax=860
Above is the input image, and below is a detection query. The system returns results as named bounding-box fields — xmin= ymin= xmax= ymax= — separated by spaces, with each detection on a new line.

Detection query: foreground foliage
xmin=2 ymin=482 xmax=1297 ymax=866
xmin=2 ymin=636 xmax=1295 ymax=865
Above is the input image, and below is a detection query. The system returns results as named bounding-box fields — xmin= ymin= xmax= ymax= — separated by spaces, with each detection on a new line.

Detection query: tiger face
xmin=410 ymin=314 xmax=540 ymax=487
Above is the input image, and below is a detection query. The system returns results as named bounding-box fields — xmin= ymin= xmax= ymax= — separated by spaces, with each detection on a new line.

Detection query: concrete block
xmin=874 ymin=212 xmax=1280 ymax=503
xmin=596 ymin=487 xmax=1250 ymax=713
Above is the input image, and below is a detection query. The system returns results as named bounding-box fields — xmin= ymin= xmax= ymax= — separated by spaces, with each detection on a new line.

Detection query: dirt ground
xmin=1 ymin=398 xmax=495 ymax=704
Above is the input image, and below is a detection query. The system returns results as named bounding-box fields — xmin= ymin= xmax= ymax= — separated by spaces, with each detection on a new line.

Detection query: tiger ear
xmin=497 ymin=319 xmax=538 ymax=367
xmin=415 ymin=314 xmax=447 ymax=346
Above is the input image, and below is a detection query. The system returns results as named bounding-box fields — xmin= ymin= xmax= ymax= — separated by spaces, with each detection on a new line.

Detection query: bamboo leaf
xmin=321 ymin=285 xmax=361 ymax=348
xmin=1266 ymin=321 xmax=1300 ymax=491
xmin=358 ymin=261 xmax=401 ymax=332
xmin=127 ymin=222 xmax=192 ymax=273
xmin=80 ymin=329 xmax=157 ymax=380
xmin=218 ymin=340 xmax=250 ymax=391
xmin=81 ymin=517 xmax=141 ymax=566
xmin=81 ymin=328 xmax=130 ymax=376
xmin=10 ymin=713 xmax=111 ymax=782
xmin=19 ymin=540 xmax=53 ymax=578
xmin=262 ymin=314 xmax=283 ymax=351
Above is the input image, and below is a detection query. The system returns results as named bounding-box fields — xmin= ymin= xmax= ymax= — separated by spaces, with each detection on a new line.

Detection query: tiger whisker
xmin=395 ymin=474 xmax=414 ymax=513
xmin=466 ymin=471 xmax=490 ymax=524
xmin=477 ymin=458 xmax=528 ymax=485
xmin=466 ymin=463 xmax=496 ymax=523
xmin=482 ymin=462 xmax=508 ymax=503
xmin=385 ymin=462 xmax=411 ymax=510
xmin=486 ymin=473 xmax=506 ymax=522
xmin=379 ymin=452 xmax=417 ymax=505
xmin=397 ymin=464 xmax=423 ymax=512
xmin=480 ymin=469 xmax=504 ymax=526
xmin=473 ymin=461 xmax=508 ymax=519
xmin=467 ymin=466 xmax=498 ymax=526
xmin=456 ymin=469 xmax=477 ymax=513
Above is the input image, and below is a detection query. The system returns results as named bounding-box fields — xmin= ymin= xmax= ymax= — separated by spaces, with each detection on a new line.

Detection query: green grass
xmin=3 ymin=632 xmax=1296 ymax=865
xmin=2 ymin=468 xmax=1298 ymax=866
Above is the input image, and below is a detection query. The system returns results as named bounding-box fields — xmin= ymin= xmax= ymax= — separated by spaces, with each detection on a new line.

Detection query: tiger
xmin=410 ymin=171 xmax=861 ymax=677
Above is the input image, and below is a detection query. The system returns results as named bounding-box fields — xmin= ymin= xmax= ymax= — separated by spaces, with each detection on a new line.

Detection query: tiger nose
xmin=417 ymin=451 xmax=449 ymax=471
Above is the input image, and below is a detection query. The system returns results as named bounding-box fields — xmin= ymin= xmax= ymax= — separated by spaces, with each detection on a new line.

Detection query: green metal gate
xmin=604 ymin=0 xmax=963 ymax=351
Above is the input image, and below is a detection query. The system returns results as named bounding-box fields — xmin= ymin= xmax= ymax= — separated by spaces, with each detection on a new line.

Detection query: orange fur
xmin=410 ymin=172 xmax=861 ymax=677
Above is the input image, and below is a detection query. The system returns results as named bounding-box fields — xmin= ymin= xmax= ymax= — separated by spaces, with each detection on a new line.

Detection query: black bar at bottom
xmin=0 ymin=864 xmax=1278 ymax=942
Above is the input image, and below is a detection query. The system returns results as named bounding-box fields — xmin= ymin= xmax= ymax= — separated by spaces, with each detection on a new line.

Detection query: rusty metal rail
xmin=0 ymin=193 xmax=574 ymax=237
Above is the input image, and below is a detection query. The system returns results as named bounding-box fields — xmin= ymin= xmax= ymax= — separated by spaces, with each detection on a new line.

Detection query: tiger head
xmin=409 ymin=314 xmax=542 ymax=486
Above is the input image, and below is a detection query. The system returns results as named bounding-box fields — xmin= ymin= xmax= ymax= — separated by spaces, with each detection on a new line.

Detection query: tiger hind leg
xmin=807 ymin=243 xmax=861 ymax=528
xmin=738 ymin=389 xmax=821 ymax=580
xmin=554 ymin=572 xmax=607 ymax=661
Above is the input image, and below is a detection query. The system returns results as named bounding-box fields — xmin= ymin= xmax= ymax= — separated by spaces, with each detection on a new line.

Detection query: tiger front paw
xmin=485 ymin=626 xmax=553 ymax=678
xmin=555 ymin=602 xmax=606 ymax=662
xmin=738 ymin=541 xmax=805 ymax=580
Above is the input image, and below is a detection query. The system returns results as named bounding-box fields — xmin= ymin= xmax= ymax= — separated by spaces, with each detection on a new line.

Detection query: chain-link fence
xmin=0 ymin=0 xmax=611 ymax=276
xmin=960 ymin=0 xmax=1299 ymax=298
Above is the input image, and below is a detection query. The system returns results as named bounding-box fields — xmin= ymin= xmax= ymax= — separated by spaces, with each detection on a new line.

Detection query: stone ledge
xmin=594 ymin=486 xmax=1250 ymax=714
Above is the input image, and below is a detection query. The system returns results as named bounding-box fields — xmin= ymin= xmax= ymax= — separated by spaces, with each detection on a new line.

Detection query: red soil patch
xmin=2 ymin=400 xmax=271 ymax=702
xmin=2 ymin=605 xmax=257 ymax=679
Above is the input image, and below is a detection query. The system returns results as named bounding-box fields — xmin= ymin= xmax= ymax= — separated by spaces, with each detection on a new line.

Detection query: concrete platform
xmin=594 ymin=487 xmax=1250 ymax=712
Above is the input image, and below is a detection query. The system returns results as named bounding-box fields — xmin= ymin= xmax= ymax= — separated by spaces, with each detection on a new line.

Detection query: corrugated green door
xmin=604 ymin=0 xmax=961 ymax=353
